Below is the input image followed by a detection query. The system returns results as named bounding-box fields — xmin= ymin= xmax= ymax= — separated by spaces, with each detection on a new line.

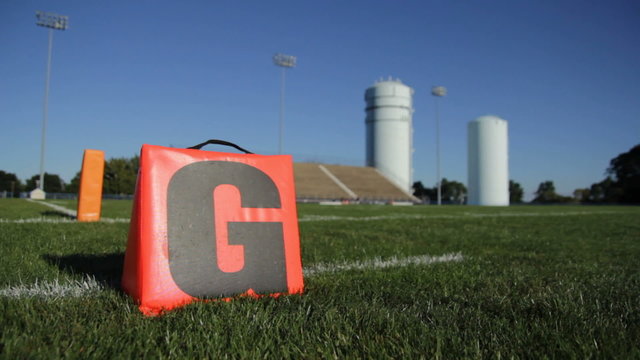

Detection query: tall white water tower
xmin=364 ymin=78 xmax=414 ymax=192
xmin=467 ymin=115 xmax=509 ymax=206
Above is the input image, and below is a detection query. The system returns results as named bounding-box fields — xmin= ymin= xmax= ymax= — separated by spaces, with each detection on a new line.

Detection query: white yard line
xmin=4 ymin=199 xmax=622 ymax=224
xmin=299 ymin=214 xmax=426 ymax=222
xmin=298 ymin=211 xmax=621 ymax=222
xmin=0 ymin=276 xmax=103 ymax=299
xmin=0 ymin=210 xmax=621 ymax=224
xmin=26 ymin=198 xmax=77 ymax=218
xmin=4 ymin=200 xmax=129 ymax=223
xmin=0 ymin=253 xmax=464 ymax=299
xmin=303 ymin=252 xmax=464 ymax=277
xmin=0 ymin=217 xmax=130 ymax=224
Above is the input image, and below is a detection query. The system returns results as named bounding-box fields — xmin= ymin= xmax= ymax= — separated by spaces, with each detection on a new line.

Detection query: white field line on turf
xmin=298 ymin=210 xmax=621 ymax=222
xmin=0 ymin=253 xmax=463 ymax=299
xmin=1 ymin=199 xmax=129 ymax=223
xmin=26 ymin=198 xmax=77 ymax=217
xmin=1 ymin=209 xmax=622 ymax=224
xmin=303 ymin=252 xmax=464 ymax=277
xmin=0 ymin=276 xmax=103 ymax=299
xmin=0 ymin=217 xmax=130 ymax=224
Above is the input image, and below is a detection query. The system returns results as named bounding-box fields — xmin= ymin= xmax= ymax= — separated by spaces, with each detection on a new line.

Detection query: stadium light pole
xmin=35 ymin=11 xmax=68 ymax=196
xmin=273 ymin=53 xmax=296 ymax=154
xmin=431 ymin=86 xmax=447 ymax=205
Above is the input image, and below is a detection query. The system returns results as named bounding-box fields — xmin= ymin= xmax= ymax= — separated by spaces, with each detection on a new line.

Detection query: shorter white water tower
xmin=364 ymin=79 xmax=414 ymax=192
xmin=467 ymin=115 xmax=509 ymax=206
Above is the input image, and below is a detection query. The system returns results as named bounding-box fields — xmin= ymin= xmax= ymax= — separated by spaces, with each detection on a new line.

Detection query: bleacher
xmin=293 ymin=163 xmax=418 ymax=203
xmin=292 ymin=163 xmax=351 ymax=200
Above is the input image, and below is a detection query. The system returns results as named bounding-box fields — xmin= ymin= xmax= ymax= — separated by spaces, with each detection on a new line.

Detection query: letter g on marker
xmin=167 ymin=161 xmax=288 ymax=298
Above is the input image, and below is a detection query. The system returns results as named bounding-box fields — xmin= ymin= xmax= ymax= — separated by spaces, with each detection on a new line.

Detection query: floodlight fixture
xmin=273 ymin=53 xmax=297 ymax=68
xmin=34 ymin=11 xmax=68 ymax=195
xmin=36 ymin=11 xmax=69 ymax=30
xmin=431 ymin=86 xmax=447 ymax=205
xmin=273 ymin=53 xmax=297 ymax=154
xmin=432 ymin=86 xmax=447 ymax=97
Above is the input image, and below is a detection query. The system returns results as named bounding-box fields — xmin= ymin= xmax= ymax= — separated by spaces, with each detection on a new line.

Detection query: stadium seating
xmin=293 ymin=163 xmax=417 ymax=203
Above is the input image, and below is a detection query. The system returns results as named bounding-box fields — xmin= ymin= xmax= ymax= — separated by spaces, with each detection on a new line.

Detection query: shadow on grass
xmin=43 ymin=253 xmax=124 ymax=290
xmin=40 ymin=210 xmax=76 ymax=220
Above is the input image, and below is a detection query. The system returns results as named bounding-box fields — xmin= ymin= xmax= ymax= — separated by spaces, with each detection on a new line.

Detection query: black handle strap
xmin=187 ymin=139 xmax=254 ymax=154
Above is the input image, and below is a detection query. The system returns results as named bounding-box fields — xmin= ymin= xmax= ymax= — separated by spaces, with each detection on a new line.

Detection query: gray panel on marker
xmin=167 ymin=161 xmax=287 ymax=298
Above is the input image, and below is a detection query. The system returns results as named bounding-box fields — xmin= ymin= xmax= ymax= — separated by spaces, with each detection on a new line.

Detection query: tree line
xmin=1 ymin=144 xmax=638 ymax=202
xmin=413 ymin=143 xmax=639 ymax=204
xmin=0 ymin=156 xmax=139 ymax=196
xmin=412 ymin=179 xmax=525 ymax=204
xmin=531 ymin=144 xmax=639 ymax=204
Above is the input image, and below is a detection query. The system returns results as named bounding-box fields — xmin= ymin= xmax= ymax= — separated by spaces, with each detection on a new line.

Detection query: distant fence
xmin=0 ymin=191 xmax=18 ymax=199
xmin=296 ymin=196 xmax=419 ymax=205
xmin=1 ymin=192 xmax=134 ymax=200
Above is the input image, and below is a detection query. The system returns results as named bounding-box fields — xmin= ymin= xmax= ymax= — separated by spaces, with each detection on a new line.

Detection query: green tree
xmin=440 ymin=178 xmax=467 ymax=204
xmin=104 ymin=156 xmax=139 ymax=195
xmin=509 ymin=180 xmax=524 ymax=204
xmin=413 ymin=179 xmax=467 ymax=204
xmin=67 ymin=171 xmax=81 ymax=194
xmin=606 ymin=144 xmax=640 ymax=203
xmin=26 ymin=173 xmax=66 ymax=193
xmin=533 ymin=180 xmax=555 ymax=203
xmin=573 ymin=188 xmax=590 ymax=203
xmin=532 ymin=180 xmax=572 ymax=203
xmin=412 ymin=181 xmax=435 ymax=203
xmin=587 ymin=177 xmax=623 ymax=203
xmin=0 ymin=171 xmax=23 ymax=197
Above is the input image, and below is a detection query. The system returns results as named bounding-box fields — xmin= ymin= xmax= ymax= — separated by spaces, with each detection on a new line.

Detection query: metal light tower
xmin=273 ymin=53 xmax=296 ymax=154
xmin=431 ymin=86 xmax=447 ymax=205
xmin=35 ymin=11 xmax=68 ymax=196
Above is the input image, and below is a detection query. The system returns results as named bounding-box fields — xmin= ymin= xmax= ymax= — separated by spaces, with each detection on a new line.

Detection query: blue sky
xmin=1 ymin=0 xmax=639 ymax=200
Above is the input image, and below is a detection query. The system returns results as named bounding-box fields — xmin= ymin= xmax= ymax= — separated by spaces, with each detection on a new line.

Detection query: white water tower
xmin=467 ymin=115 xmax=509 ymax=206
xmin=364 ymin=79 xmax=414 ymax=192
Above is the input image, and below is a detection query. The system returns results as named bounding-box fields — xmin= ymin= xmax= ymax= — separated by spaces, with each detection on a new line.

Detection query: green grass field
xmin=1 ymin=199 xmax=639 ymax=358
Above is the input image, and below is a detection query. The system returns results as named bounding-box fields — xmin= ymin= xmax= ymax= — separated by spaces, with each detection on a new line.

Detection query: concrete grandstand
xmin=293 ymin=163 xmax=418 ymax=204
